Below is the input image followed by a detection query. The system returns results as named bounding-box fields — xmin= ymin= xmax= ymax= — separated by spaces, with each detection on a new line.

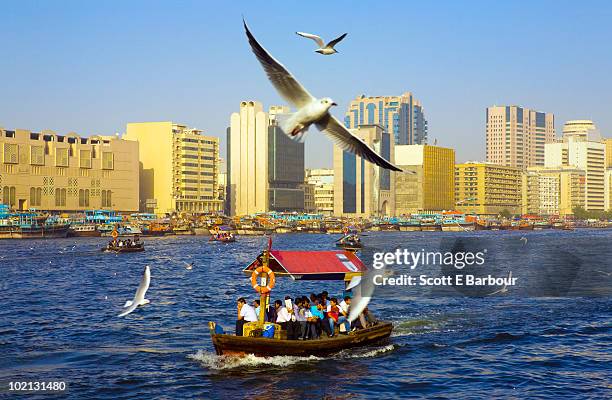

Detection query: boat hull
xmin=210 ymin=322 xmax=393 ymax=357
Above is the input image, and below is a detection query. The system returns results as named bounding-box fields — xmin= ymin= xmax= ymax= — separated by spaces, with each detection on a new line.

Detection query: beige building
xmin=545 ymin=129 xmax=605 ymax=211
xmin=303 ymin=183 xmax=315 ymax=212
xmin=125 ymin=122 xmax=222 ymax=215
xmin=305 ymin=168 xmax=334 ymax=215
xmin=562 ymin=120 xmax=598 ymax=141
xmin=333 ymin=125 xmax=395 ymax=217
xmin=523 ymin=167 xmax=585 ymax=216
xmin=394 ymin=145 xmax=455 ymax=214
xmin=0 ymin=127 xmax=139 ymax=211
xmin=227 ymin=101 xmax=305 ymax=216
xmin=455 ymin=162 xmax=522 ymax=215
xmin=486 ymin=105 xmax=555 ymax=169
xmin=604 ymin=138 xmax=612 ymax=168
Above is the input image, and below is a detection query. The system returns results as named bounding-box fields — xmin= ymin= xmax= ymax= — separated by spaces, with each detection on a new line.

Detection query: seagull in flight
xmin=296 ymin=31 xmax=347 ymax=55
xmin=244 ymin=20 xmax=403 ymax=172
xmin=118 ymin=266 xmax=151 ymax=317
xmin=487 ymin=271 xmax=512 ymax=296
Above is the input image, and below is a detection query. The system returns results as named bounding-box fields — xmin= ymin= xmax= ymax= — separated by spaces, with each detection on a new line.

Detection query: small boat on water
xmin=209 ymin=228 xmax=236 ymax=243
xmin=68 ymin=223 xmax=100 ymax=237
xmin=102 ymin=242 xmax=145 ymax=253
xmin=209 ymin=242 xmax=393 ymax=357
xmin=336 ymin=233 xmax=363 ymax=251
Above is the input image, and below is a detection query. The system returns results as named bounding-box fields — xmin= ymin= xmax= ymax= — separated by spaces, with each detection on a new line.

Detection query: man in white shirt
xmin=236 ymin=297 xmax=258 ymax=336
xmin=276 ymin=297 xmax=300 ymax=340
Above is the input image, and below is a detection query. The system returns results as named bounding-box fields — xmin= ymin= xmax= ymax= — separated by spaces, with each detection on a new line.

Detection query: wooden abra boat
xmin=335 ymin=234 xmax=363 ymax=251
xmin=103 ymin=243 xmax=144 ymax=253
xmin=208 ymin=241 xmax=393 ymax=357
xmin=209 ymin=321 xmax=392 ymax=357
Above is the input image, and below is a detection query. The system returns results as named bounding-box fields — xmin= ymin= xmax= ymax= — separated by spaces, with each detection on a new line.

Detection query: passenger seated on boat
xmin=356 ymin=306 xmax=378 ymax=329
xmin=253 ymin=299 xmax=260 ymax=318
xmin=329 ymin=297 xmax=350 ymax=335
xmin=236 ymin=297 xmax=258 ymax=336
xmin=275 ymin=297 xmax=300 ymax=340
xmin=294 ymin=297 xmax=308 ymax=340
xmin=311 ymin=299 xmax=332 ymax=338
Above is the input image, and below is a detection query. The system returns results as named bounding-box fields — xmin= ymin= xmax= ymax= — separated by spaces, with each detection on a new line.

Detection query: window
xmin=101 ymin=190 xmax=112 ymax=207
xmin=78 ymin=189 xmax=90 ymax=207
xmin=102 ymin=152 xmax=114 ymax=169
xmin=3 ymin=143 xmax=18 ymax=164
xmin=80 ymin=149 xmax=92 ymax=168
xmin=3 ymin=186 xmax=16 ymax=206
xmin=30 ymin=145 xmax=45 ymax=165
xmin=55 ymin=188 xmax=67 ymax=207
xmin=56 ymin=148 xmax=69 ymax=167
xmin=30 ymin=187 xmax=42 ymax=206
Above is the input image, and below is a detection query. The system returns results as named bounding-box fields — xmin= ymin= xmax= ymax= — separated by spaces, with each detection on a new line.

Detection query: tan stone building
xmin=486 ymin=105 xmax=555 ymax=169
xmin=455 ymin=162 xmax=522 ymax=216
xmin=124 ymin=122 xmax=222 ymax=215
xmin=394 ymin=145 xmax=455 ymax=214
xmin=333 ymin=125 xmax=395 ymax=217
xmin=0 ymin=127 xmax=139 ymax=212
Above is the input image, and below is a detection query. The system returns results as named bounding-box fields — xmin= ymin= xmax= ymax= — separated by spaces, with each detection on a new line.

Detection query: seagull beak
xmin=331 ymin=102 xmax=338 ymax=106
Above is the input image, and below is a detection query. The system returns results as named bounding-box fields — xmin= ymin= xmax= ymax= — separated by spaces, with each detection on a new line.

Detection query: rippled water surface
xmin=0 ymin=231 xmax=610 ymax=399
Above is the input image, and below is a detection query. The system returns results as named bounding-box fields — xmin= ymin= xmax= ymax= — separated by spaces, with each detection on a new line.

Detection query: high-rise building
xmin=523 ymin=166 xmax=585 ymax=216
xmin=562 ymin=120 xmax=598 ymax=141
xmin=344 ymin=93 xmax=427 ymax=145
xmin=0 ymin=127 xmax=139 ymax=211
xmin=486 ymin=105 xmax=555 ymax=169
xmin=545 ymin=128 xmax=605 ymax=211
xmin=603 ymin=138 xmax=612 ymax=168
xmin=455 ymin=162 xmax=522 ymax=215
xmin=333 ymin=125 xmax=395 ymax=217
xmin=125 ymin=122 xmax=222 ymax=215
xmin=227 ymin=101 xmax=304 ymax=216
xmin=394 ymin=145 xmax=455 ymax=213
xmin=303 ymin=183 xmax=315 ymax=212
xmin=305 ymin=168 xmax=334 ymax=215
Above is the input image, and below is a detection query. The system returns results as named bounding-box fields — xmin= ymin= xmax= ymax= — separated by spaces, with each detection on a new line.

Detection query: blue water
xmin=0 ymin=231 xmax=610 ymax=399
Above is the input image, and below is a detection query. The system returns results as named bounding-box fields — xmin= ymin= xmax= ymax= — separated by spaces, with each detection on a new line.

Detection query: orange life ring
xmin=251 ymin=265 xmax=276 ymax=294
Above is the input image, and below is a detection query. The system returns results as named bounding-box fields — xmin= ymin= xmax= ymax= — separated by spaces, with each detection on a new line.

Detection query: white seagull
xmin=296 ymin=31 xmax=347 ymax=55
xmin=118 ymin=265 xmax=151 ymax=317
xmin=244 ymin=20 xmax=403 ymax=172
xmin=487 ymin=271 xmax=513 ymax=296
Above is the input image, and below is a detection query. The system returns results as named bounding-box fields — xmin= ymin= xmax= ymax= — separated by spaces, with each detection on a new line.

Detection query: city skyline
xmin=2 ymin=1 xmax=612 ymax=168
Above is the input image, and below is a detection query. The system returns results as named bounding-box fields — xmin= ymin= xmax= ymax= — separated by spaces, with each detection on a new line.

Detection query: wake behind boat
xmin=208 ymin=240 xmax=392 ymax=357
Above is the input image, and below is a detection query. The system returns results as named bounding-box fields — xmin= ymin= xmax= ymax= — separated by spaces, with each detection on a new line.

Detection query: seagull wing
xmin=244 ymin=20 xmax=315 ymax=108
xmin=118 ymin=266 xmax=150 ymax=317
xmin=296 ymin=31 xmax=325 ymax=48
xmin=118 ymin=301 xmax=139 ymax=317
xmin=326 ymin=33 xmax=347 ymax=48
xmin=134 ymin=266 xmax=151 ymax=304
xmin=316 ymin=114 xmax=404 ymax=172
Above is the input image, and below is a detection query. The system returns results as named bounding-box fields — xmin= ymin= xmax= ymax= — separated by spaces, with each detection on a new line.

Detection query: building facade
xmin=125 ymin=122 xmax=221 ymax=215
xmin=545 ymin=133 xmax=605 ymax=211
xmin=0 ymin=127 xmax=139 ymax=212
xmin=305 ymin=168 xmax=334 ymax=215
xmin=333 ymin=125 xmax=395 ymax=217
xmin=486 ymin=105 xmax=555 ymax=169
xmin=394 ymin=145 xmax=455 ymax=214
xmin=344 ymin=93 xmax=427 ymax=145
xmin=455 ymin=162 xmax=522 ymax=215
xmin=227 ymin=102 xmax=304 ymax=216
xmin=523 ymin=167 xmax=585 ymax=216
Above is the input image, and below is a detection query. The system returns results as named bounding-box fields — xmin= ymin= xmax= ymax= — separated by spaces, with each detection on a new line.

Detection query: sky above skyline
xmin=2 ymin=1 xmax=612 ymax=168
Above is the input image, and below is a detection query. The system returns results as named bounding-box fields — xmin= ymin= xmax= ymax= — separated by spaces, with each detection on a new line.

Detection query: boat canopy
xmin=243 ymin=250 xmax=367 ymax=281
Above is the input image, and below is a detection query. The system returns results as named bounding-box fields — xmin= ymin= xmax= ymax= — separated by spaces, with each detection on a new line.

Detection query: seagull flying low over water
xmin=296 ymin=31 xmax=347 ymax=55
xmin=118 ymin=265 xmax=151 ymax=317
xmin=244 ymin=20 xmax=404 ymax=172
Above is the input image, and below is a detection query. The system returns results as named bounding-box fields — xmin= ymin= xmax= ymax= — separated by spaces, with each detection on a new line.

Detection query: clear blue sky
xmin=2 ymin=1 xmax=611 ymax=168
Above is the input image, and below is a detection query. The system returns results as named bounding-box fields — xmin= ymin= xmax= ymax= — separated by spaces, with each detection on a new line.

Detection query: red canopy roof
xmin=243 ymin=250 xmax=367 ymax=280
